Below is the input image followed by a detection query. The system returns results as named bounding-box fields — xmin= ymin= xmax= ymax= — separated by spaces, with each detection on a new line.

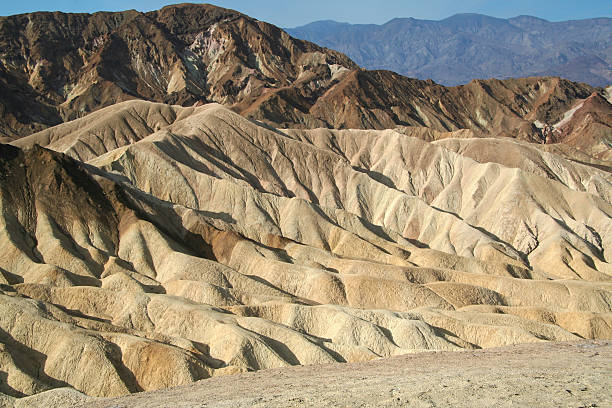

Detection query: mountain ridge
xmin=286 ymin=14 xmax=612 ymax=87
xmin=0 ymin=3 xmax=357 ymax=139
xmin=1 ymin=4 xmax=610 ymax=164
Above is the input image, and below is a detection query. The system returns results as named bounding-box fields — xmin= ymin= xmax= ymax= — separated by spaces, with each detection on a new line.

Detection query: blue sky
xmin=1 ymin=1 xmax=611 ymax=27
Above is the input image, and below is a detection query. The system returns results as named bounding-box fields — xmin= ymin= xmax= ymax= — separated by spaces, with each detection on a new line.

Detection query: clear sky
xmin=1 ymin=1 xmax=611 ymax=27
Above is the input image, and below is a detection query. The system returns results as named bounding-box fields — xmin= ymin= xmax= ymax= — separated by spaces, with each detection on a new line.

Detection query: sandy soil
xmin=67 ymin=341 xmax=611 ymax=408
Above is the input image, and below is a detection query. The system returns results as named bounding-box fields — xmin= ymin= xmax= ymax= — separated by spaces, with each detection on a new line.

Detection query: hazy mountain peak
xmin=442 ymin=12 xmax=504 ymax=20
xmin=509 ymin=15 xmax=551 ymax=23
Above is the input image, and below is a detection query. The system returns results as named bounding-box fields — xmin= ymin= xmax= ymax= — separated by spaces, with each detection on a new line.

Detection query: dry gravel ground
xmin=52 ymin=341 xmax=610 ymax=408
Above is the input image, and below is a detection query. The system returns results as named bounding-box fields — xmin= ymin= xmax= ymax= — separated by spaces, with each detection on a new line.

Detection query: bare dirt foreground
xmin=16 ymin=341 xmax=611 ymax=408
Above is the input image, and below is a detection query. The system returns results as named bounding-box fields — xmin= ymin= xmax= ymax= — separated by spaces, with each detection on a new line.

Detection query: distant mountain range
xmin=286 ymin=14 xmax=612 ymax=87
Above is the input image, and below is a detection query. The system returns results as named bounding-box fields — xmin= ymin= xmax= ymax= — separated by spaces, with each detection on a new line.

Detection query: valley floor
xmin=18 ymin=341 xmax=611 ymax=408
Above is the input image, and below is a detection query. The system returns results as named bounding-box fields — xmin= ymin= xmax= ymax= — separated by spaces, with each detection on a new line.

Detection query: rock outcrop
xmin=0 ymin=3 xmax=356 ymax=140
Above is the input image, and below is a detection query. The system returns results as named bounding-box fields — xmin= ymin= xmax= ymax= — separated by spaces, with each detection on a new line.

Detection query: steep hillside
xmin=287 ymin=14 xmax=612 ymax=86
xmin=0 ymin=3 xmax=356 ymax=140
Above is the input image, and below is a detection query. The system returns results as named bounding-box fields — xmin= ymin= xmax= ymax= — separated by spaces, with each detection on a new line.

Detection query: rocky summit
xmin=0 ymin=3 xmax=610 ymax=407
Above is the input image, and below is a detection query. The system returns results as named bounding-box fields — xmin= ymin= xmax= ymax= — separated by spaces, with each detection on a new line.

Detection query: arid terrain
xmin=1 ymin=100 xmax=611 ymax=402
xmin=0 ymin=3 xmax=610 ymax=406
